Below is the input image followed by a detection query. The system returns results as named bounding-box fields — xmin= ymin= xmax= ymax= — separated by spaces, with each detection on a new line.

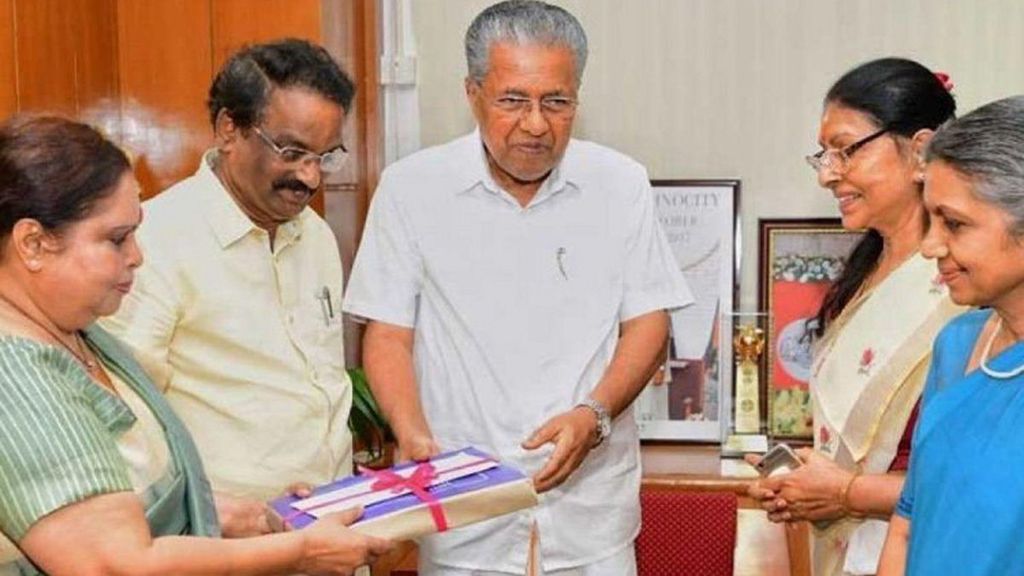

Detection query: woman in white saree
xmin=749 ymin=58 xmax=962 ymax=576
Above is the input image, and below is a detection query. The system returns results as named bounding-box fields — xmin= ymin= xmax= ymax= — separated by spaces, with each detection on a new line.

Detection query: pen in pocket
xmin=316 ymin=286 xmax=334 ymax=326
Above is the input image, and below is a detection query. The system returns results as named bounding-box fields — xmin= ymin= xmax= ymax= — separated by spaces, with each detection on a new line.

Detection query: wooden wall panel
xmin=0 ymin=0 xmax=17 ymax=119
xmin=10 ymin=0 xmax=119 ymax=118
xmin=72 ymin=0 xmax=120 ymax=121
xmin=211 ymin=0 xmax=322 ymax=70
xmin=14 ymin=0 xmax=78 ymax=114
xmin=0 ymin=0 xmax=367 ymax=215
xmin=353 ymin=0 xmax=380 ymax=206
xmin=117 ymin=0 xmax=213 ymax=198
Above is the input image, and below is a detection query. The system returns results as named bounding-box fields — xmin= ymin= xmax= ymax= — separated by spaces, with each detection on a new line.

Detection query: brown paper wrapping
xmin=352 ymin=478 xmax=538 ymax=541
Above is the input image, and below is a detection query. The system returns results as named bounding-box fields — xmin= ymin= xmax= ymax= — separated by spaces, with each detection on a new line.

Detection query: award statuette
xmin=733 ymin=324 xmax=765 ymax=435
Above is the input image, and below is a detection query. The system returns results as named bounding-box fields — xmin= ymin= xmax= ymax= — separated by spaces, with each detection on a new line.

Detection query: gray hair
xmin=927 ymin=95 xmax=1024 ymax=235
xmin=465 ymin=0 xmax=588 ymax=84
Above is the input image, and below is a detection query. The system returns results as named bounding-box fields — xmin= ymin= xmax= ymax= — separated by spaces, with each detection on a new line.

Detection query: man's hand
xmin=284 ymin=481 xmax=315 ymax=499
xmin=218 ymin=483 xmax=317 ymax=536
xmin=522 ymin=407 xmax=599 ymax=493
xmin=214 ymin=492 xmax=273 ymax=538
xmin=396 ymin=434 xmax=441 ymax=462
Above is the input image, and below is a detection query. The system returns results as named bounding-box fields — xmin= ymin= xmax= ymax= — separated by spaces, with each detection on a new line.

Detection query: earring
xmin=26 ymin=260 xmax=41 ymax=271
xmin=914 ymin=171 xmax=925 ymax=183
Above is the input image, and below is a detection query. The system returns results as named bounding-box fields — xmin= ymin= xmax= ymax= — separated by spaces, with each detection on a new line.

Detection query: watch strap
xmin=576 ymin=397 xmax=611 ymax=447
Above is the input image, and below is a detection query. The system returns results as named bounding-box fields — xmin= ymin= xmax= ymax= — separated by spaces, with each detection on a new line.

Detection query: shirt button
xmin=288 ymin=314 xmax=295 ymax=324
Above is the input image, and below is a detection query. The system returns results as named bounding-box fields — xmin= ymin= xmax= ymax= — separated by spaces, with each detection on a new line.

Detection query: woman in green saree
xmin=0 ymin=116 xmax=391 ymax=575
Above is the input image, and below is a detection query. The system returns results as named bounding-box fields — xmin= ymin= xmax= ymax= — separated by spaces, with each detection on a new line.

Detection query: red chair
xmin=636 ymin=490 xmax=738 ymax=576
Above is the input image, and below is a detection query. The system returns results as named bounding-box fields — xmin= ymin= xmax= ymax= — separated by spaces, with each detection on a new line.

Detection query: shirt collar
xmin=452 ymin=129 xmax=578 ymax=203
xmin=198 ymin=149 xmax=304 ymax=249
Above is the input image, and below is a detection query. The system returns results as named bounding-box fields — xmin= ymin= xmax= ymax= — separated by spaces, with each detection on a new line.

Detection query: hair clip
xmin=934 ymin=71 xmax=954 ymax=92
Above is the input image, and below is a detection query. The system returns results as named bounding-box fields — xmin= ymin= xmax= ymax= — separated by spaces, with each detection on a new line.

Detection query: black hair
xmin=0 ymin=116 xmax=131 ymax=244
xmin=207 ymin=38 xmax=356 ymax=130
xmin=812 ymin=58 xmax=956 ymax=338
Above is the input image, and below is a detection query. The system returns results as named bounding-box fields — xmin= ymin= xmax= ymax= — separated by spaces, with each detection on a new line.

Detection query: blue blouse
xmin=896 ymin=309 xmax=1024 ymax=576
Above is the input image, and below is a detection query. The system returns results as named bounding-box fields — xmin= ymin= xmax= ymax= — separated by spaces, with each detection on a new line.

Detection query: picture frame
xmin=758 ymin=219 xmax=864 ymax=440
xmin=635 ymin=179 xmax=740 ymax=442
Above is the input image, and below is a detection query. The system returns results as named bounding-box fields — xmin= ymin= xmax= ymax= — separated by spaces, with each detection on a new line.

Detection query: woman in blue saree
xmin=878 ymin=95 xmax=1024 ymax=575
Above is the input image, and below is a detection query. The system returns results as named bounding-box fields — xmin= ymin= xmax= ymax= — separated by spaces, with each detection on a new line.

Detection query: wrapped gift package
xmin=269 ymin=447 xmax=538 ymax=541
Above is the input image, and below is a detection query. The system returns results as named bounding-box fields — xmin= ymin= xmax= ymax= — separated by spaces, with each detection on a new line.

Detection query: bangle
xmin=839 ymin=471 xmax=863 ymax=518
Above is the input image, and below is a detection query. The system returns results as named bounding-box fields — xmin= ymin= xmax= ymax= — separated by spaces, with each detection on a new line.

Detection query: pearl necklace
xmin=979 ymin=316 xmax=1024 ymax=379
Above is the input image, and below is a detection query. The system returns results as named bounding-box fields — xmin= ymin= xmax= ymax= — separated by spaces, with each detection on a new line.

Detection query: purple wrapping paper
xmin=269 ymin=447 xmax=530 ymax=530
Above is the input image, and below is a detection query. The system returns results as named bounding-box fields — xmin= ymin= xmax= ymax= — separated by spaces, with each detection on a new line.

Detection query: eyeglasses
xmin=490 ymin=94 xmax=578 ymax=119
xmin=805 ymin=128 xmax=889 ymax=174
xmin=252 ymin=127 xmax=348 ymax=174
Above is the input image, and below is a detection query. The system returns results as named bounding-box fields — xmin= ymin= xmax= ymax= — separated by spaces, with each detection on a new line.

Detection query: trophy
xmin=732 ymin=323 xmax=765 ymax=435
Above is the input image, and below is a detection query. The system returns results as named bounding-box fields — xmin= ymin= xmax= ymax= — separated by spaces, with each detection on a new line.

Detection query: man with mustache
xmin=104 ymin=39 xmax=358 ymax=538
xmin=344 ymin=2 xmax=692 ymax=574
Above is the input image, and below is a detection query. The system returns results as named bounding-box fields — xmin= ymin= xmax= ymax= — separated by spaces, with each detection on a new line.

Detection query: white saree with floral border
xmin=809 ymin=253 xmax=962 ymax=576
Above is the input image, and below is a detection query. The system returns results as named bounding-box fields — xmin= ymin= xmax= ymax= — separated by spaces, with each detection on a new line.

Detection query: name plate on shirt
xmin=268 ymin=447 xmax=538 ymax=541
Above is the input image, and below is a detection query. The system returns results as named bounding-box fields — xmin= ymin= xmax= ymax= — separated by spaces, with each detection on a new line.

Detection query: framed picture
xmin=758 ymin=219 xmax=864 ymax=440
xmin=635 ymin=180 xmax=740 ymax=442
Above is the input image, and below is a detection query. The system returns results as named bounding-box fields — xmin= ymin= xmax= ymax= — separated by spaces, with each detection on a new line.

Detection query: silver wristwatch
xmin=576 ymin=397 xmax=612 ymax=447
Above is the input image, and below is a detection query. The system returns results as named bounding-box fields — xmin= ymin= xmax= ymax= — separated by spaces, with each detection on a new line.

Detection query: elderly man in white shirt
xmin=343 ymin=2 xmax=692 ymax=574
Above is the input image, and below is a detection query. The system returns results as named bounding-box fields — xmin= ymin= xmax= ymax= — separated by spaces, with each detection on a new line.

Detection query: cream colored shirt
xmin=102 ymin=151 xmax=352 ymax=501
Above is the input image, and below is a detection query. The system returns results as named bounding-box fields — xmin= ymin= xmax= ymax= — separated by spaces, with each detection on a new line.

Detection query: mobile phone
xmin=756 ymin=443 xmax=803 ymax=477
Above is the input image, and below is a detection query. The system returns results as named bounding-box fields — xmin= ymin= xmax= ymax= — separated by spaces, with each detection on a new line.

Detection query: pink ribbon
xmin=283 ymin=455 xmax=494 ymax=528
xmin=360 ymin=462 xmax=449 ymax=532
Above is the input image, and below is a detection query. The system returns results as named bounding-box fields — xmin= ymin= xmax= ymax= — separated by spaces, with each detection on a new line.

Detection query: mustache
xmin=272 ymin=178 xmax=316 ymax=197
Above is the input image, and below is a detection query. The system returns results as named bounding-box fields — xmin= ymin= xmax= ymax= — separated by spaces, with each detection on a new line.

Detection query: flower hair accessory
xmin=934 ymin=71 xmax=954 ymax=92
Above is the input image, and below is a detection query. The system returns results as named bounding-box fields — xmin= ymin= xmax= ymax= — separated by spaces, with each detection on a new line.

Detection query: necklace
xmin=979 ymin=316 xmax=1024 ymax=379
xmin=0 ymin=293 xmax=106 ymax=378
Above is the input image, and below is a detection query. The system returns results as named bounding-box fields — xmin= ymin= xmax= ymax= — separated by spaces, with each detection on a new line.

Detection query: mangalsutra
xmin=0 ymin=293 xmax=107 ymax=379
xmin=979 ymin=316 xmax=1024 ymax=379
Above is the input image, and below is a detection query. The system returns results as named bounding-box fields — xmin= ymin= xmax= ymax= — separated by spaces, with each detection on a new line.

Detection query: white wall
xmin=410 ymin=0 xmax=1024 ymax=309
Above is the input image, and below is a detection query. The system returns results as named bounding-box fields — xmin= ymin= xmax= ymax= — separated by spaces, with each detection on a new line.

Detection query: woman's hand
xmin=877 ymin=514 xmax=910 ymax=576
xmin=757 ymin=448 xmax=853 ymax=523
xmin=297 ymin=507 xmax=394 ymax=575
xmin=744 ymin=453 xmax=792 ymax=523
xmin=20 ymin=491 xmax=393 ymax=575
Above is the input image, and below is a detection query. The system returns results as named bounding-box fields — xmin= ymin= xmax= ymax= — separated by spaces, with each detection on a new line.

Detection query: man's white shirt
xmin=345 ymin=131 xmax=692 ymax=572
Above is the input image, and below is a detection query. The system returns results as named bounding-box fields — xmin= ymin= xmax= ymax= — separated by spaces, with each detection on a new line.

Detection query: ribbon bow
xmin=360 ymin=462 xmax=449 ymax=532
xmin=934 ymin=71 xmax=954 ymax=92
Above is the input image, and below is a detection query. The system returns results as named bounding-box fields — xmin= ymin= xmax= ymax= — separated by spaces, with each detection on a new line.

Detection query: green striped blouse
xmin=0 ymin=326 xmax=219 ymax=575
xmin=0 ymin=335 xmax=135 ymax=541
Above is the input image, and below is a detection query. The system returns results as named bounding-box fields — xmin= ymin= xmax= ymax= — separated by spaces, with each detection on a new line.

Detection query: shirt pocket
xmin=553 ymin=239 xmax=624 ymax=320
xmin=299 ymin=285 xmax=345 ymax=374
